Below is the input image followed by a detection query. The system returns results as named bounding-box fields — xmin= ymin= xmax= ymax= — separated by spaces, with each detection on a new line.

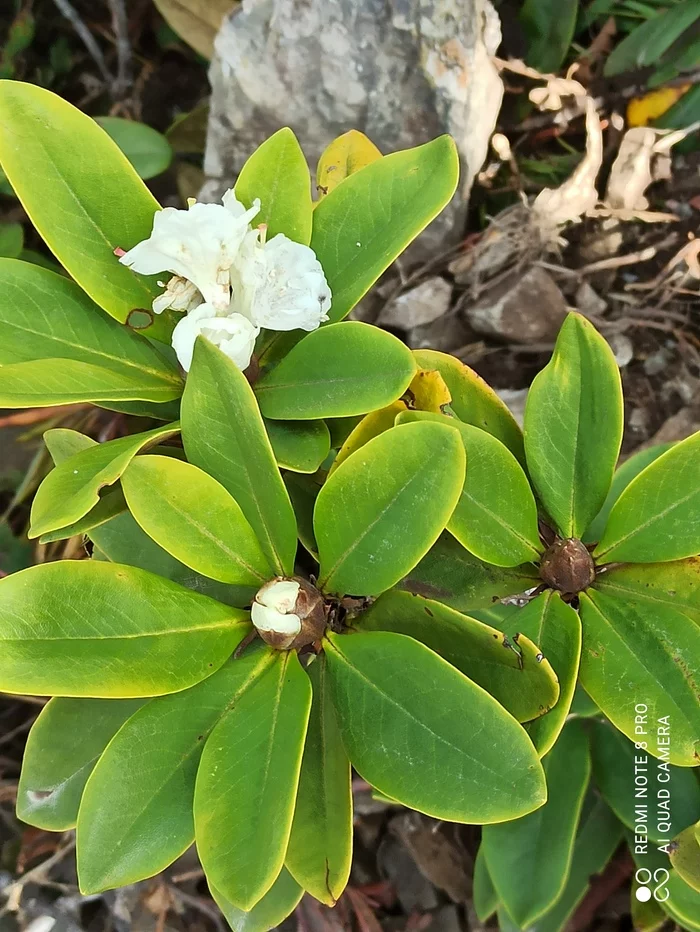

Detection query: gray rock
xmin=463 ymin=265 xmax=569 ymax=344
xmin=202 ymin=0 xmax=504 ymax=256
xmin=378 ymin=277 xmax=453 ymax=329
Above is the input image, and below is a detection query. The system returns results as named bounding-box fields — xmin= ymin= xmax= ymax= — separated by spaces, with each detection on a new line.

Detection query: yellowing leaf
xmin=627 ymin=86 xmax=691 ymax=127
xmin=408 ymin=368 xmax=451 ymax=412
xmin=153 ymin=0 xmax=236 ymax=59
xmin=316 ymin=130 xmax=382 ymax=198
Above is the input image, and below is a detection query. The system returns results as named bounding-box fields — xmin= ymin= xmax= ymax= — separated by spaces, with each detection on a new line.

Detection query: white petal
xmin=251 ymin=601 xmax=302 ymax=637
xmin=170 ymin=304 xmax=259 ymax=372
xmin=120 ymin=200 xmax=261 ymax=311
xmin=223 ymin=190 xmax=261 ymax=222
xmin=232 ymin=233 xmax=332 ymax=332
xmin=257 ymin=579 xmax=301 ymax=614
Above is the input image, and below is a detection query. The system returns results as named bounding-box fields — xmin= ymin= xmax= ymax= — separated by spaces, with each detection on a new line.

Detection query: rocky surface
xmin=202 ymin=0 xmax=504 ymax=256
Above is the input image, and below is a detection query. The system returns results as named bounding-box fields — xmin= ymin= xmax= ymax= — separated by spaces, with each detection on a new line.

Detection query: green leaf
xmin=29 ymin=422 xmax=180 ymax=539
xmin=579 ymin=589 xmax=700 ymax=765
xmin=473 ymin=846 xmax=499 ymax=922
xmin=591 ymin=719 xmax=700 ymax=842
xmin=632 ymin=882 xmax=667 ymax=932
xmin=604 ymin=1 xmax=700 ymax=76
xmin=77 ymin=645 xmax=272 ymax=893
xmin=311 ymin=136 xmax=459 ymax=323
xmin=255 ymin=322 xmax=416 ymax=420
xmin=397 ymin=411 xmax=541 ymax=566
xmin=211 ymin=869 xmax=303 ymax=932
xmin=182 ymin=338 xmax=297 ymax=575
xmin=569 ymin=684 xmax=599 ymax=718
xmin=234 ymin=127 xmax=312 ymax=245
xmin=91 ymin=510 xmax=255 ymax=608
xmin=0 ymin=81 xmax=167 ymax=337
xmin=315 ymin=421 xmax=465 ymax=596
xmin=326 ymin=414 xmax=364 ymax=449
xmin=507 ymin=592 xmax=582 ymax=758
xmin=122 ymin=455 xmax=271 ymax=585
xmin=482 ymin=721 xmax=591 ymax=928
xmin=671 ymin=824 xmax=700 ymax=895
xmin=524 ymin=314 xmax=623 ymax=539
xmin=17 ymin=697 xmax=144 ymax=830
xmin=413 ymin=349 xmax=525 ymax=465
xmin=95 ymin=117 xmax=173 ymax=180
xmin=595 ymin=432 xmax=700 ymax=564
xmin=584 ymin=442 xmax=675 ymax=543
xmin=398 ymin=532 xmax=538 ymax=612
xmin=286 ymin=656 xmax=352 ymax=905
xmin=328 ymin=402 xmax=406 ymax=476
xmin=0 ymin=357 xmax=182 ymax=408
xmin=0 ymin=221 xmax=23 ymax=257
xmin=316 ymin=130 xmax=382 ymax=198
xmin=195 ymin=652 xmax=312 ymax=911
xmin=593 ymin=558 xmax=700 ymax=624
xmin=283 ymin=473 xmax=319 ymax=558
xmin=0 ymin=560 xmax=246 ymax=697
xmin=34 ymin=422 xmax=130 ymax=554
xmin=265 ymin=418 xmax=330 ymax=474
xmin=532 ymin=796 xmax=623 ymax=932
xmin=325 ymin=630 xmax=547 ymax=822
xmin=520 ymin=0 xmax=579 ymax=72
xmin=166 ymin=101 xmax=210 ymax=155
xmin=664 ymin=870 xmax=700 ymax=930
xmin=38 ymin=487 xmax=127 ymax=544
xmin=358 ymin=589 xmax=559 ymax=724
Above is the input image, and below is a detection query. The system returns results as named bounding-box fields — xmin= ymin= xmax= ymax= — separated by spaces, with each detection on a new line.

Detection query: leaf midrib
xmin=0 ymin=619 xmax=237 ymax=641
xmin=597 ymin=486 xmax=700 ymax=559
xmin=2 ymin=318 xmax=180 ymax=384
xmin=582 ymin=593 xmax=700 ymax=735
xmin=329 ymin=638 xmax=512 ymax=785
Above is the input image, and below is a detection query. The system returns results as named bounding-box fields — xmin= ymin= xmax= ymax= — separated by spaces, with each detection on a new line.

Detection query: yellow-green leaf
xmin=235 ymin=127 xmax=312 ymax=245
xmin=195 ymin=652 xmax=312 ymax=911
xmin=122 ymin=455 xmax=272 ymax=585
xmin=182 ymin=338 xmax=297 ymax=575
xmin=524 ymin=314 xmax=623 ymax=539
xmin=286 ymin=656 xmax=352 ymax=905
xmin=413 ymin=349 xmax=525 ymax=464
xmin=579 ymin=588 xmax=700 ymax=765
xmin=17 ymin=697 xmax=144 ymax=830
xmin=255 ymin=322 xmax=416 ymax=420
xmin=315 ymin=421 xmax=465 ymax=597
xmin=0 ymin=560 xmax=246 ymax=697
xmin=358 ymin=589 xmax=559 ymax=724
xmin=595 ymin=432 xmax=700 ymax=564
xmin=311 ymin=136 xmax=459 ymax=323
xmin=0 ymin=81 xmax=169 ymax=339
xmin=325 ymin=630 xmax=547 ymax=822
xmin=29 ymin=422 xmax=180 ymax=539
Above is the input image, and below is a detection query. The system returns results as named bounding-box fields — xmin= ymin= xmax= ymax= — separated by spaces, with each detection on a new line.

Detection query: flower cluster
xmin=119 ymin=192 xmax=332 ymax=372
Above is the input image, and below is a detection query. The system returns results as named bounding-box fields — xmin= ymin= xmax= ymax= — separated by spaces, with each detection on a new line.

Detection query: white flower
xmin=230 ymin=230 xmax=331 ymax=331
xmin=152 ymin=276 xmax=203 ymax=315
xmin=251 ymin=579 xmax=302 ymax=640
xmin=119 ymin=194 xmax=260 ymax=310
xmin=171 ymin=303 xmax=259 ymax=372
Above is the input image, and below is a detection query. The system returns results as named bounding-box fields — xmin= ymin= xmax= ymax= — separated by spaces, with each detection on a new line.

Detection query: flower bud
xmin=251 ymin=577 xmax=326 ymax=650
xmin=539 ymin=537 xmax=595 ymax=594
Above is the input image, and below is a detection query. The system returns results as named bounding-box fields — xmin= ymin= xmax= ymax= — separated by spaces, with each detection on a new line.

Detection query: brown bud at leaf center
xmin=539 ymin=538 xmax=595 ymax=594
